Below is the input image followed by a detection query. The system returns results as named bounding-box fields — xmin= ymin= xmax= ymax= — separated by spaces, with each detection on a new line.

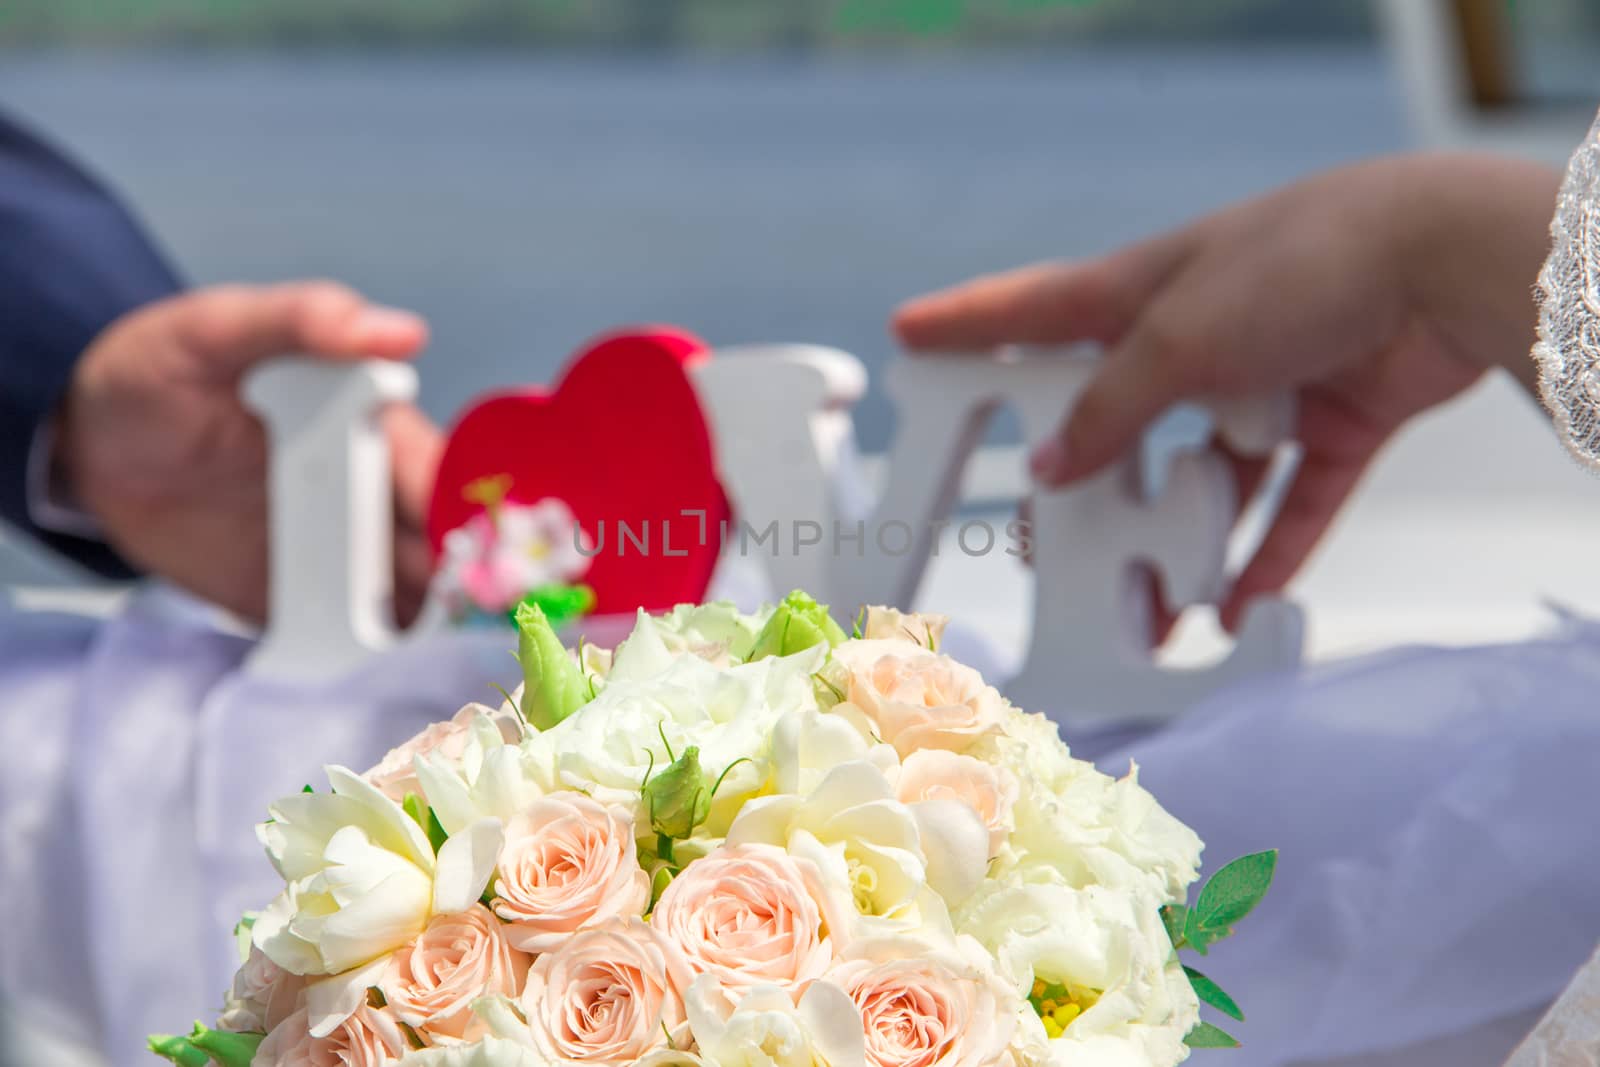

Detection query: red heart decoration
xmin=427 ymin=326 xmax=730 ymax=614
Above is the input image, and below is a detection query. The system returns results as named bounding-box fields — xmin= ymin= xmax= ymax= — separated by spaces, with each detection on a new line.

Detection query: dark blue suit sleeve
xmin=0 ymin=110 xmax=182 ymax=577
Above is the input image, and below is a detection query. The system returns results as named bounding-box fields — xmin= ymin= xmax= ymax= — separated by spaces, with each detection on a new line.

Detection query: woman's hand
xmin=893 ymin=153 xmax=1560 ymax=627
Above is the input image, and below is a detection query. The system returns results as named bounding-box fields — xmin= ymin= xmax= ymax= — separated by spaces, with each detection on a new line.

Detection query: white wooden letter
xmin=242 ymin=358 xmax=420 ymax=681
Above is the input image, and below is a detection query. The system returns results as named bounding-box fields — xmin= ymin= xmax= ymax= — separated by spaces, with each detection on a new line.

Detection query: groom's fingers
xmin=386 ymin=404 xmax=444 ymax=534
xmin=172 ymin=280 xmax=429 ymax=379
xmin=893 ymin=235 xmax=1192 ymax=352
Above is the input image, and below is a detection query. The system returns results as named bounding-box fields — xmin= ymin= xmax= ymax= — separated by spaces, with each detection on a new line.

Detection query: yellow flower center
xmin=1030 ymin=978 xmax=1100 ymax=1039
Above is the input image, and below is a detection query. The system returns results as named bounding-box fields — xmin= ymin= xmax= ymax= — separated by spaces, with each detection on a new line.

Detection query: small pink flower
xmin=520 ymin=918 xmax=691 ymax=1066
xmin=492 ymin=793 xmax=650 ymax=952
xmin=895 ymin=749 xmax=1018 ymax=859
xmin=832 ymin=641 xmax=1005 ymax=757
xmin=381 ymin=904 xmax=530 ymax=1043
xmin=440 ymin=499 xmax=592 ymax=614
xmin=650 ymin=843 xmax=834 ymax=997
xmin=253 ymin=1005 xmax=408 ymax=1067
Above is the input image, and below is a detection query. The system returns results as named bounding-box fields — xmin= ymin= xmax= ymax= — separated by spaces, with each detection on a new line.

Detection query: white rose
xmin=254 ymin=768 xmax=503 ymax=1004
xmin=975 ymin=715 xmax=1201 ymax=902
xmin=413 ymin=712 xmax=544 ymax=836
xmin=397 ymin=1037 xmax=549 ymax=1067
xmin=956 ymin=880 xmax=1197 ymax=1067
xmin=725 ymin=759 xmax=988 ymax=928
xmin=766 ymin=706 xmax=880 ymax=797
xmin=894 ymin=750 xmax=1017 ymax=860
xmin=532 ymin=633 xmax=823 ymax=823
xmin=623 ymin=601 xmax=774 ymax=666
xmin=367 ymin=703 xmax=524 ymax=804
xmin=685 ymin=975 xmax=866 ymax=1067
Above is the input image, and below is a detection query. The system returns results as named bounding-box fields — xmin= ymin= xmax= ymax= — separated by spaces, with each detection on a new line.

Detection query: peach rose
xmin=381 ymin=904 xmax=530 ymax=1043
xmin=829 ymin=949 xmax=1016 ymax=1067
xmin=492 ymin=793 xmax=650 ymax=952
xmin=519 ymin=918 xmax=691 ymax=1065
xmin=367 ymin=704 xmax=521 ymax=803
xmin=860 ymin=607 xmax=949 ymax=650
xmin=650 ymin=843 xmax=834 ymax=997
xmin=218 ymin=944 xmax=306 ymax=1034
xmin=895 ymin=750 xmax=1018 ymax=859
xmin=254 ymin=1005 xmax=409 ymax=1067
xmin=832 ymin=642 xmax=1005 ymax=757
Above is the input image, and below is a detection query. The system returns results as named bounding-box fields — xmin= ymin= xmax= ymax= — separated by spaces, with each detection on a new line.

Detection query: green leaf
xmin=1183 ymin=911 xmax=1217 ymax=956
xmin=1160 ymin=903 xmax=1188 ymax=949
xmin=1191 ymin=850 xmax=1277 ymax=941
xmin=402 ymin=794 xmax=449 ymax=854
xmin=1185 ymin=1022 xmax=1241 ymax=1049
xmin=1184 ymin=966 xmax=1244 ymax=1022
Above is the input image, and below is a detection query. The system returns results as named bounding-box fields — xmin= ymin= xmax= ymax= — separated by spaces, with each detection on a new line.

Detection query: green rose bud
xmin=150 ymin=1024 xmax=264 ymax=1067
xmin=148 ymin=1033 xmax=209 ymax=1067
xmin=747 ymin=590 xmax=847 ymax=661
xmin=644 ymin=744 xmax=712 ymax=841
xmin=515 ymin=601 xmax=588 ymax=731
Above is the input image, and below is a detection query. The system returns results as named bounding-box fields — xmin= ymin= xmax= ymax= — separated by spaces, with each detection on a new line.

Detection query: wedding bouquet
xmin=152 ymin=592 xmax=1272 ymax=1067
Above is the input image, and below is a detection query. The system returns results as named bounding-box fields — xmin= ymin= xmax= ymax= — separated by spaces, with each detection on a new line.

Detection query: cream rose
xmin=726 ymin=760 xmax=989 ymax=925
xmin=492 ymin=793 xmax=650 ymax=952
xmin=381 ymin=904 xmax=530 ymax=1043
xmin=957 ymin=880 xmax=1196 ymax=1067
xmin=894 ymin=750 xmax=1017 ymax=860
xmin=827 ymin=940 xmax=1017 ymax=1067
xmin=254 ymin=769 xmax=502 ymax=981
xmin=519 ymin=918 xmax=691 ymax=1065
xmin=397 ymin=1038 xmax=547 ymax=1067
xmin=830 ymin=641 xmax=1005 ymax=757
xmin=685 ymin=975 xmax=866 ymax=1067
xmin=859 ymin=607 xmax=948 ymax=650
xmin=651 ymin=843 xmax=834 ymax=996
xmin=254 ymin=1005 xmax=409 ymax=1067
xmin=217 ymin=944 xmax=305 ymax=1034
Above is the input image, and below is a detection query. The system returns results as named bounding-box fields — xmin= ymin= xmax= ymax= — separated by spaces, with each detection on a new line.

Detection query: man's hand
xmin=893 ymin=154 xmax=1559 ymax=629
xmin=56 ymin=280 xmax=442 ymax=626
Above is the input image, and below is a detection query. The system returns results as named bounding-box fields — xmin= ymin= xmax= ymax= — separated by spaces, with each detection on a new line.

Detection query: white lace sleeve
xmin=1535 ymin=108 xmax=1600 ymax=468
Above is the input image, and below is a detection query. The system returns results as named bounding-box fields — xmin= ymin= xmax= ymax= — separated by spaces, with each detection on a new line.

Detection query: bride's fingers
xmin=892 ymin=233 xmax=1193 ymax=353
xmin=1220 ymin=394 xmax=1385 ymax=631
